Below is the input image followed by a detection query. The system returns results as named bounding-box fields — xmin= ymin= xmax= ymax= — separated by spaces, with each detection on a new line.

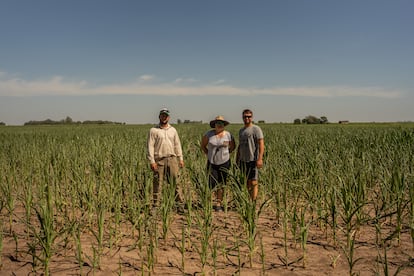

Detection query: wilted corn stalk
xmin=410 ymin=179 xmax=414 ymax=249
xmin=389 ymin=168 xmax=407 ymax=246
xmin=230 ymin=171 xmax=270 ymax=268
xmin=1 ymin=121 xmax=413 ymax=274
xmin=159 ymin=176 xmax=176 ymax=240
xmin=191 ymin=168 xmax=214 ymax=270
xmin=72 ymin=222 xmax=85 ymax=275
xmin=299 ymin=205 xmax=312 ymax=268
xmin=338 ymin=174 xmax=365 ymax=276
xmin=145 ymin=216 xmax=159 ymax=274
xmin=31 ymin=166 xmax=59 ymax=276
xmin=327 ymin=183 xmax=339 ymax=246
xmin=1 ymin=171 xmax=16 ymax=234
xmin=278 ymin=175 xmax=291 ymax=268
xmin=0 ymin=219 xmax=3 ymax=268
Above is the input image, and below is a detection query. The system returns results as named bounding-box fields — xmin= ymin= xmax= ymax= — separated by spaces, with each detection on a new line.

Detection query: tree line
xmin=294 ymin=115 xmax=329 ymax=124
xmin=1 ymin=115 xmax=331 ymax=126
xmin=23 ymin=116 xmax=124 ymax=126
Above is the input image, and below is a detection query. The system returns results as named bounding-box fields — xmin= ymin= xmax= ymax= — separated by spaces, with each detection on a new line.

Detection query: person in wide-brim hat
xmin=202 ymin=115 xmax=235 ymax=212
xmin=210 ymin=115 xmax=230 ymax=128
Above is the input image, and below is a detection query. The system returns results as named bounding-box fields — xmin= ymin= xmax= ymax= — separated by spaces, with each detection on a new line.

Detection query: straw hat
xmin=209 ymin=115 xmax=229 ymax=128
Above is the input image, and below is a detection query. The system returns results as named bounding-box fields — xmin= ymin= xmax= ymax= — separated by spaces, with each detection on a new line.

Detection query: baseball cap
xmin=159 ymin=108 xmax=170 ymax=116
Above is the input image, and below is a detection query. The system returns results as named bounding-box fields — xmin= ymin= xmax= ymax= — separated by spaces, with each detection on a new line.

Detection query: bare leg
xmin=216 ymin=188 xmax=224 ymax=206
xmin=247 ymin=180 xmax=258 ymax=201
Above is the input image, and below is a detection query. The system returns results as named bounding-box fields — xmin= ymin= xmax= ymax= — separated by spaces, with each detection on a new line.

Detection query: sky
xmin=1 ymin=0 xmax=413 ymax=125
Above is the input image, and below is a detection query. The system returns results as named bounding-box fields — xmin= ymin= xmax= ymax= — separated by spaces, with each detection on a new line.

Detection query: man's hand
xmin=150 ymin=163 xmax=158 ymax=171
xmin=256 ymin=159 xmax=263 ymax=169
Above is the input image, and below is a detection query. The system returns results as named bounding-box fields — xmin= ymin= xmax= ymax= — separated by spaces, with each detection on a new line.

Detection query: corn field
xmin=0 ymin=123 xmax=413 ymax=275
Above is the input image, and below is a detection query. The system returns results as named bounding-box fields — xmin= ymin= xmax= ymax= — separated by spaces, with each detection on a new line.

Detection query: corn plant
xmin=180 ymin=223 xmax=187 ymax=274
xmin=338 ymin=174 xmax=365 ymax=275
xmin=0 ymin=219 xmax=3 ymax=269
xmin=211 ymin=236 xmax=219 ymax=275
xmin=388 ymin=168 xmax=407 ymax=246
xmin=259 ymin=234 xmax=266 ymax=274
xmin=191 ymin=168 xmax=214 ymax=270
xmin=1 ymin=172 xmax=16 ymax=234
xmin=410 ymin=178 xmax=414 ymax=249
xmin=159 ymin=176 xmax=176 ymax=240
xmin=72 ymin=222 xmax=85 ymax=275
xmin=299 ymin=205 xmax=312 ymax=268
xmin=145 ymin=216 xmax=159 ymax=274
xmin=30 ymin=171 xmax=60 ymax=276
xmin=1 ymin=122 xmax=414 ymax=274
xmin=229 ymin=171 xmax=270 ymax=268
xmin=276 ymin=174 xmax=301 ymax=268
xmin=327 ymin=184 xmax=339 ymax=246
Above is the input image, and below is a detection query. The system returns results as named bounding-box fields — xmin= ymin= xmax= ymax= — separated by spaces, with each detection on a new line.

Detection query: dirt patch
xmin=1 ymin=206 xmax=413 ymax=275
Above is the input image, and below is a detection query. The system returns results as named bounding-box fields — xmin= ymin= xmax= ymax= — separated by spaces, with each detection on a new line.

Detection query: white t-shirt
xmin=205 ymin=130 xmax=234 ymax=165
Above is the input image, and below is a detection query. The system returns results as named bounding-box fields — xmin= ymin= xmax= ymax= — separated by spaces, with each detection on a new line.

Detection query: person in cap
xmin=147 ymin=108 xmax=184 ymax=207
xmin=236 ymin=109 xmax=264 ymax=201
xmin=201 ymin=115 xmax=236 ymax=212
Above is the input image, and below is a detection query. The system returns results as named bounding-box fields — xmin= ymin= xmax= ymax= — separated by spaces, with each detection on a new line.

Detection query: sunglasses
xmin=215 ymin=121 xmax=225 ymax=126
xmin=243 ymin=115 xmax=252 ymax=119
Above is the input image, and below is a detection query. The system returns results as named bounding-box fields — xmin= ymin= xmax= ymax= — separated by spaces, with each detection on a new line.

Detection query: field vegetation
xmin=0 ymin=123 xmax=413 ymax=275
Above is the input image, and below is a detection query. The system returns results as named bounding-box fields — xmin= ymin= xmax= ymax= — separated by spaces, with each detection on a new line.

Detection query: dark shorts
xmin=207 ymin=160 xmax=231 ymax=189
xmin=239 ymin=161 xmax=258 ymax=181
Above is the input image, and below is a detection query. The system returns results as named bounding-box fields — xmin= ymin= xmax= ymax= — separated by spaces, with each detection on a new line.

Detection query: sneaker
xmin=213 ymin=205 xmax=224 ymax=212
xmin=175 ymin=204 xmax=185 ymax=214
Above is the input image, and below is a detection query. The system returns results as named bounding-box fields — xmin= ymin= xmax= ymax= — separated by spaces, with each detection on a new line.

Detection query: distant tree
xmin=182 ymin=119 xmax=202 ymax=124
xmin=24 ymin=117 xmax=123 ymax=125
xmin=300 ymin=115 xmax=329 ymax=124
xmin=0 ymin=122 xmax=5 ymax=126
xmin=65 ymin=116 xmax=73 ymax=124
xmin=304 ymin=115 xmax=321 ymax=124
xmin=177 ymin=118 xmax=182 ymax=124
xmin=258 ymin=120 xmax=265 ymax=124
xmin=294 ymin=118 xmax=301 ymax=124
xmin=82 ymin=120 xmax=123 ymax=125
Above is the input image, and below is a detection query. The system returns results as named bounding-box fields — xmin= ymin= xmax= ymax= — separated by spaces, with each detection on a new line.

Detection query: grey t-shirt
xmin=205 ymin=130 xmax=234 ymax=165
xmin=238 ymin=125 xmax=264 ymax=162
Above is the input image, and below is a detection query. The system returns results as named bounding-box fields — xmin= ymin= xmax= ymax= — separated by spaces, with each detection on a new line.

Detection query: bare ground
xmin=1 ymin=205 xmax=414 ymax=275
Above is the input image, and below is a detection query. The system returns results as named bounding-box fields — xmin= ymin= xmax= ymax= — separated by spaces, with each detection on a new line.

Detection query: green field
xmin=1 ymin=123 xmax=413 ymax=275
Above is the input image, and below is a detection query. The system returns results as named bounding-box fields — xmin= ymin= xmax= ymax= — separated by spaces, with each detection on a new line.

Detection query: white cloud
xmin=258 ymin=86 xmax=402 ymax=98
xmin=0 ymin=76 xmax=88 ymax=96
xmin=173 ymin=78 xmax=197 ymax=84
xmin=213 ymin=79 xmax=226 ymax=85
xmin=138 ymin=74 xmax=155 ymax=81
xmin=0 ymin=73 xmax=403 ymax=99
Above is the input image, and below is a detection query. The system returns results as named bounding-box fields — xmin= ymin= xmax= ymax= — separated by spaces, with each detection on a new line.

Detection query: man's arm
xmin=256 ymin=138 xmax=265 ymax=169
xmin=173 ymin=129 xmax=185 ymax=168
xmin=147 ymin=129 xmax=157 ymax=171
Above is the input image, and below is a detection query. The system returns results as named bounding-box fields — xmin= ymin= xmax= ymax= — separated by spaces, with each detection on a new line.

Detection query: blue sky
xmin=1 ymin=0 xmax=413 ymax=125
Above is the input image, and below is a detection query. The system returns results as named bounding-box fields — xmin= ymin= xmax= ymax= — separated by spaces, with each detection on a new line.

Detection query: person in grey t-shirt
xmin=236 ymin=109 xmax=265 ymax=201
